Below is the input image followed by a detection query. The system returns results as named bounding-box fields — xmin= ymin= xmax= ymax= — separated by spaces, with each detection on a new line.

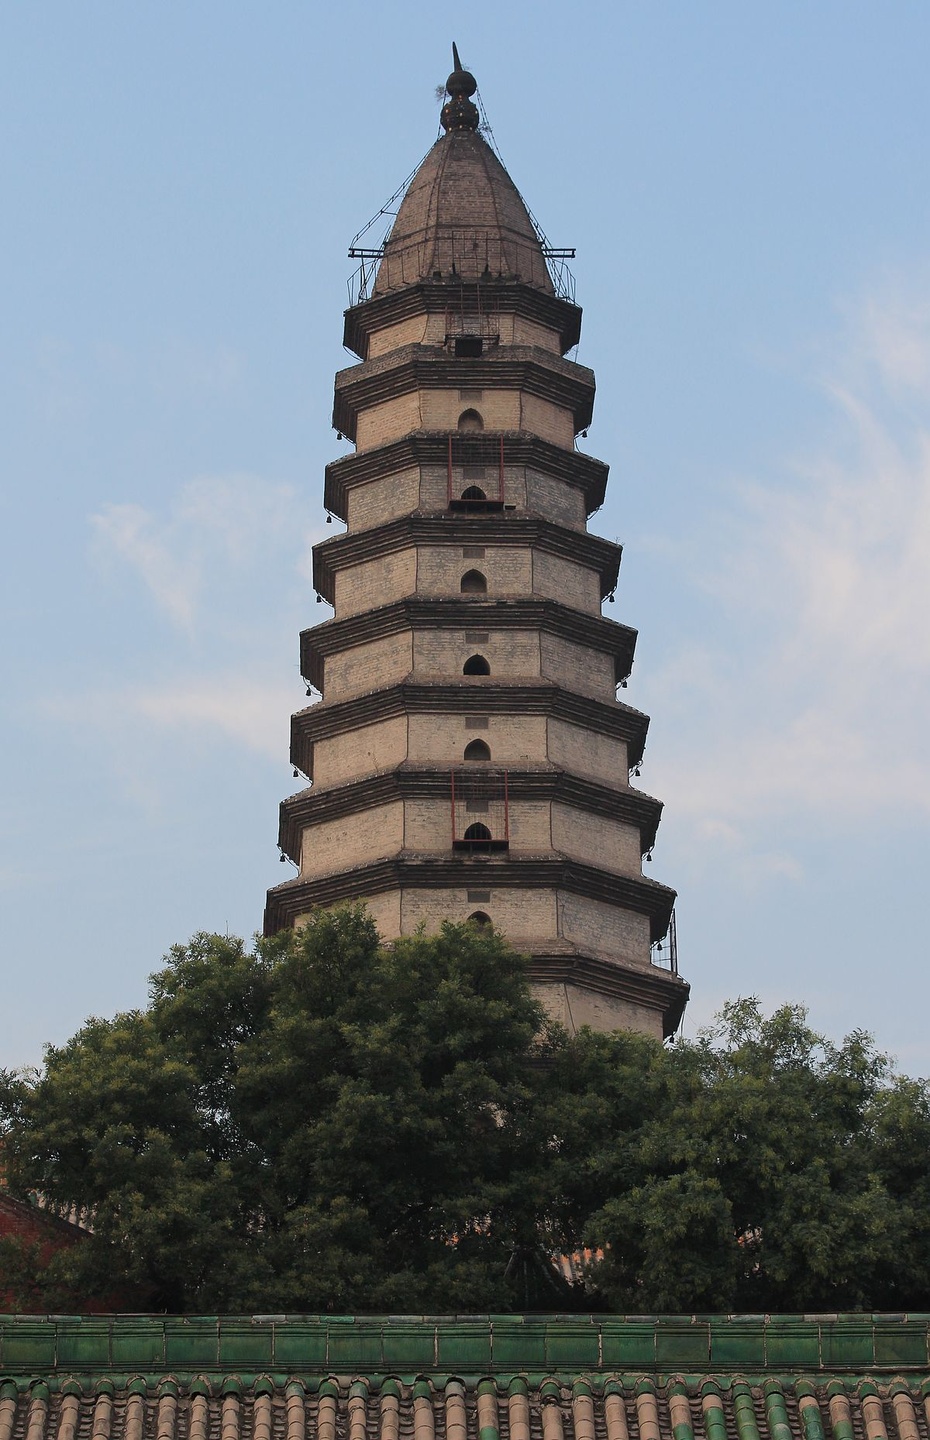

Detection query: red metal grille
xmin=450 ymin=767 xmax=510 ymax=851
xmin=447 ymin=434 xmax=505 ymax=510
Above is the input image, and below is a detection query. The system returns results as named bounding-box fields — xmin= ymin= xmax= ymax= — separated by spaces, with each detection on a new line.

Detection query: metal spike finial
xmin=452 ymin=41 xmax=463 ymax=71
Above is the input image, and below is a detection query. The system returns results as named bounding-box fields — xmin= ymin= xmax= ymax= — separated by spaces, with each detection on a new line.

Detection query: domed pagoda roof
xmin=373 ymin=128 xmax=554 ymax=296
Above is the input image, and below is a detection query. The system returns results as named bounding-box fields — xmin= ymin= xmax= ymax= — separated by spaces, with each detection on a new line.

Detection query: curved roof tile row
xmin=2 ymin=1374 xmax=930 ymax=1440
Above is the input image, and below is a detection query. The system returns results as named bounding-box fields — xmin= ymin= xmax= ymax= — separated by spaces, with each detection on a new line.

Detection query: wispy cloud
xmin=92 ymin=501 xmax=201 ymax=628
xmin=644 ymin=271 xmax=930 ymax=856
xmin=127 ymin=673 xmax=293 ymax=759
xmin=90 ymin=472 xmax=320 ymax=632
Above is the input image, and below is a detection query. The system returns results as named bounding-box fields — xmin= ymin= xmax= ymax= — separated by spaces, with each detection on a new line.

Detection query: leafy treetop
xmin=1 ymin=908 xmax=927 ymax=1313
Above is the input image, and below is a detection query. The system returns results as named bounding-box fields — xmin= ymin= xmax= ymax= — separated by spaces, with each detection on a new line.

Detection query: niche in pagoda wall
xmin=407 ymin=712 xmax=546 ymax=766
xmin=412 ymin=627 xmax=540 ymax=679
xmin=400 ymin=885 xmax=558 ymax=939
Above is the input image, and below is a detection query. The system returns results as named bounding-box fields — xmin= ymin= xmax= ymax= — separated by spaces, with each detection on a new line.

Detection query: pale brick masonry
xmin=264 ymin=59 xmax=688 ymax=1037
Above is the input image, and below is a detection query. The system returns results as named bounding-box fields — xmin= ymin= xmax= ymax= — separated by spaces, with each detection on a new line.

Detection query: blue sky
xmin=2 ymin=3 xmax=930 ymax=1072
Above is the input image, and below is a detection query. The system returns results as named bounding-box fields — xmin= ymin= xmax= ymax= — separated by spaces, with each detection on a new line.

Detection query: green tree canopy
xmin=2 ymin=912 xmax=928 ymax=1313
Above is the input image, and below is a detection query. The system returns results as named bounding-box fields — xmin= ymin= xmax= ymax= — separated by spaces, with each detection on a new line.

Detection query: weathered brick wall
xmin=346 ymin=468 xmax=420 ymax=530
xmin=419 ymin=388 xmax=523 ymax=434
xmin=534 ymin=977 xmax=664 ymax=1037
xmin=416 ymin=542 xmax=532 ymax=595
xmin=540 ymin=633 xmax=615 ymax=697
xmin=547 ymin=717 xmax=628 ymax=785
xmin=294 ymin=889 xmax=402 ymax=937
xmin=413 ymin=628 xmax=541 ymax=680
xmin=519 ymin=392 xmax=575 ymax=447
xmin=532 ymin=549 xmax=601 ymax=612
xmin=510 ymin=315 xmax=561 ymax=352
xmin=558 ymin=891 xmax=652 ymax=962
xmin=324 ymin=632 xmax=414 ymax=700
xmin=365 ymin=315 xmax=432 ymax=359
xmin=299 ymin=800 xmax=404 ymax=877
xmin=334 ymin=548 xmax=417 ymax=616
xmin=401 ymin=884 xmax=558 ymax=937
xmin=408 ymin=712 xmax=548 ymax=766
xmin=550 ymin=802 xmax=642 ymax=873
xmin=402 ymin=796 xmax=552 ymax=852
xmin=525 ymin=470 xmax=586 ymax=526
xmin=313 ymin=715 xmax=408 ymax=786
xmin=356 ymin=391 xmax=423 ymax=450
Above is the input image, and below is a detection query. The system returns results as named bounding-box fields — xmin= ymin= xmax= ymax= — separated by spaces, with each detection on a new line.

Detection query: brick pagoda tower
xmin=264 ymin=53 xmax=689 ymax=1037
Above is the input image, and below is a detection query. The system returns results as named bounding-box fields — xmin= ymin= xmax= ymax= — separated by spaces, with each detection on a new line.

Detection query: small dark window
xmin=455 ymin=336 xmax=484 ymax=357
xmin=460 ymin=569 xmax=487 ymax=594
xmin=461 ymin=485 xmax=486 ymax=501
xmin=458 ymin=408 xmax=483 ymax=431
xmin=463 ymin=823 xmax=492 ymax=842
xmin=463 ymin=654 xmax=490 ymax=676
xmin=468 ymin=910 xmax=492 ymax=925
xmin=464 ymin=739 xmax=491 ymax=761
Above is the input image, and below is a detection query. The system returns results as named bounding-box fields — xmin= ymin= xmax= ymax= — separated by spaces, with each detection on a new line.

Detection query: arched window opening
xmin=463 ymin=739 xmax=491 ymax=762
xmin=451 ymin=766 xmax=509 ymax=851
xmin=457 ymin=408 xmax=483 ymax=432
xmin=460 ymin=569 xmax=487 ymax=594
xmin=463 ymin=654 xmax=490 ymax=676
xmin=468 ymin=910 xmax=492 ymax=925
xmin=461 ymin=485 xmax=487 ymax=501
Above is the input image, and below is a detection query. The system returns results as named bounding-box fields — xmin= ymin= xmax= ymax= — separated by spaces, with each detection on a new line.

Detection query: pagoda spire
xmin=441 ymin=43 xmax=480 ymax=132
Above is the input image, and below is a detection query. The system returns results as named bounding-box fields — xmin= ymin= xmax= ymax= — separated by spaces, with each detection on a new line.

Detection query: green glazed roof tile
xmin=543 ymin=1321 xmax=599 ymax=1371
xmin=327 ymin=1321 xmax=384 ymax=1370
xmin=654 ymin=1322 xmax=710 ymax=1368
xmin=821 ymin=1323 xmax=876 ymax=1369
xmin=873 ymin=1325 xmax=928 ymax=1368
xmin=492 ymin=1321 xmax=547 ymax=1371
xmin=218 ymin=1321 xmax=275 ymax=1369
xmin=600 ymin=1321 xmax=655 ymax=1368
xmin=164 ymin=1319 xmax=220 ymax=1369
xmin=271 ymin=1321 xmax=328 ymax=1368
xmin=437 ymin=1321 xmax=492 ymax=1370
xmin=709 ymin=1321 xmax=766 ymax=1369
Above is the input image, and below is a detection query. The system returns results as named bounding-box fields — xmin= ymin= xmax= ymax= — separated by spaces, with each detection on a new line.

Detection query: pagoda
xmin=264 ymin=52 xmax=688 ymax=1037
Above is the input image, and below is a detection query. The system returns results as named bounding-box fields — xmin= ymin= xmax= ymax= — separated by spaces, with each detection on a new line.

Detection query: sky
xmin=2 ymin=3 xmax=930 ymax=1074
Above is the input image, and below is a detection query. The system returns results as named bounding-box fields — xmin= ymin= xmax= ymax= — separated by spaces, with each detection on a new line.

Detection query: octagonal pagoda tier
xmin=264 ymin=56 xmax=689 ymax=1038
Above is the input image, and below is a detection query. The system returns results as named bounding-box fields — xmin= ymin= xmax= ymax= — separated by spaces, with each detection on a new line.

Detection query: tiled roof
xmin=3 ymin=1317 xmax=930 ymax=1440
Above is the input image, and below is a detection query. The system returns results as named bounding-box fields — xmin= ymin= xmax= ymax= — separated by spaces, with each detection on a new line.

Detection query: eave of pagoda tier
xmin=324 ymin=432 xmax=608 ymax=524
xmin=300 ymin=599 xmax=635 ymax=700
xmin=289 ymin=681 xmax=649 ymax=786
xmin=311 ymin=514 xmax=621 ymax=605
xmin=332 ymin=345 xmax=595 ymax=448
xmin=291 ymin=797 xmax=644 ymax=884
xmin=278 ymin=766 xmax=663 ymax=862
xmin=342 ymin=279 xmax=582 ymax=361
xmin=265 ymin=852 xmax=675 ymax=943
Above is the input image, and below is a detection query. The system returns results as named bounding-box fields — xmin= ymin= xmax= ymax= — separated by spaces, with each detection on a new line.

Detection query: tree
xmin=546 ymin=999 xmax=930 ymax=1312
xmin=0 ymin=909 xmax=552 ymax=1312
xmin=3 ymin=922 xmax=930 ymax=1314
